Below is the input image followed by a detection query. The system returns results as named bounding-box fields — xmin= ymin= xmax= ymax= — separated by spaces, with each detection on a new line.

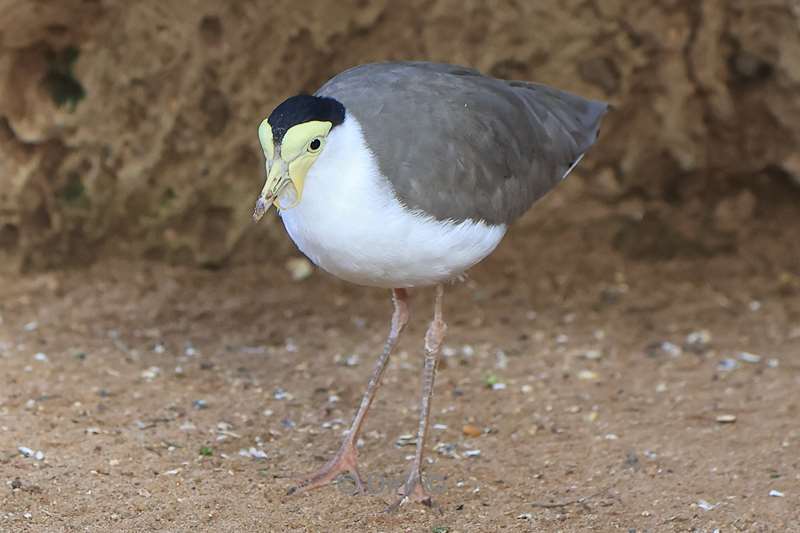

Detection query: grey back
xmin=316 ymin=62 xmax=607 ymax=225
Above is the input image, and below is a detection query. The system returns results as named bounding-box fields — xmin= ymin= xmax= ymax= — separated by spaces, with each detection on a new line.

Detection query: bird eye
xmin=308 ymin=138 xmax=322 ymax=152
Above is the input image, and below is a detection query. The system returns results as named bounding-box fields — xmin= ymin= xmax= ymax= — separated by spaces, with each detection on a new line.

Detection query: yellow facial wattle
xmin=254 ymin=120 xmax=332 ymax=220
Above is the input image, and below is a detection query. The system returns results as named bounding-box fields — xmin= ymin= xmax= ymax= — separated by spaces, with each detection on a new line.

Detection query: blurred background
xmin=2 ymin=1 xmax=800 ymax=531
xmin=1 ymin=0 xmax=799 ymax=270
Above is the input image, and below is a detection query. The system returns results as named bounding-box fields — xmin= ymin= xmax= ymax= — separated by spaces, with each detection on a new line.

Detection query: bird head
xmin=253 ymin=95 xmax=345 ymax=221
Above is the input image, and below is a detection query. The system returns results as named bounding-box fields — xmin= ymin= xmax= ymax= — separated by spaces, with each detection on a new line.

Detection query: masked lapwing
xmin=253 ymin=61 xmax=607 ymax=508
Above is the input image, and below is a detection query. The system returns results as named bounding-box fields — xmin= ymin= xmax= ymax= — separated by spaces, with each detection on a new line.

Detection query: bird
xmin=252 ymin=61 xmax=607 ymax=508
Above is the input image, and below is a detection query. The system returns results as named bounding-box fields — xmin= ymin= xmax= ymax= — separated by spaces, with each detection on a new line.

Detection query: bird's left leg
xmin=390 ymin=284 xmax=446 ymax=509
xmin=289 ymin=288 xmax=409 ymax=495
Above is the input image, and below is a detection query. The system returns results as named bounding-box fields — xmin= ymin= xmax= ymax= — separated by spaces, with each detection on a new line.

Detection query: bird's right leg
xmin=288 ymin=288 xmax=409 ymax=495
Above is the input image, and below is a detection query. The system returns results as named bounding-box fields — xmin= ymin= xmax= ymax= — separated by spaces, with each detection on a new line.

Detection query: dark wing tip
xmin=583 ymin=99 xmax=609 ymax=143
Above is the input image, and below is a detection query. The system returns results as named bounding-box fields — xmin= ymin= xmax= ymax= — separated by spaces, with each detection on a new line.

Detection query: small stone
xmin=238 ymin=447 xmax=267 ymax=460
xmin=11 ymin=478 xmax=22 ymax=490
xmin=321 ymin=418 xmax=345 ymax=429
xmin=18 ymin=446 xmax=34 ymax=458
xmin=285 ymin=257 xmax=313 ymax=281
xmin=737 ymin=351 xmax=762 ymax=364
xmin=273 ymin=388 xmax=291 ymax=400
xmin=583 ymin=349 xmax=603 ymax=360
xmin=697 ymin=499 xmax=716 ymax=511
xmin=495 ymin=350 xmax=508 ymax=369
xmin=646 ymin=341 xmax=682 ymax=358
xmin=462 ymin=424 xmax=482 ymax=438
xmin=284 ymin=339 xmax=298 ymax=353
xmin=662 ymin=341 xmax=682 ymax=356
xmin=685 ymin=330 xmax=712 ymax=352
xmin=141 ymin=367 xmax=161 ymax=381
xmin=716 ymin=414 xmax=737 ymax=424
xmin=395 ymin=434 xmax=417 ymax=447
xmin=434 ymin=442 xmax=458 ymax=457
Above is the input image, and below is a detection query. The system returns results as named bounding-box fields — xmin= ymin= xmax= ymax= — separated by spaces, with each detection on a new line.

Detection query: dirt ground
xmin=1 ymin=179 xmax=799 ymax=532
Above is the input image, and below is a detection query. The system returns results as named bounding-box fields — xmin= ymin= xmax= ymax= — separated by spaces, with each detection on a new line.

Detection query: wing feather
xmin=317 ymin=62 xmax=607 ymax=224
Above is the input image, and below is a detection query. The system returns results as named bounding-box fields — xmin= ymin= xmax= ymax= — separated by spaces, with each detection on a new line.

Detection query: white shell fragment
xmin=737 ymin=351 xmax=762 ymax=364
xmin=697 ymin=499 xmax=716 ymax=511
xmin=238 ymin=447 xmax=268 ymax=460
xmin=18 ymin=447 xmax=45 ymax=461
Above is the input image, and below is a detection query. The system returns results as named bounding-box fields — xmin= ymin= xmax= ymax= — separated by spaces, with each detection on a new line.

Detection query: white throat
xmin=278 ymin=115 xmax=506 ymax=288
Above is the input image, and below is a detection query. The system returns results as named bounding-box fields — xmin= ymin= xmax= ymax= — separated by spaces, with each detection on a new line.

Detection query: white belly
xmin=277 ymin=116 xmax=506 ymax=288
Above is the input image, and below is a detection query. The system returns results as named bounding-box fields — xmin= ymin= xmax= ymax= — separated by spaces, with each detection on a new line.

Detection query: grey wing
xmin=316 ymin=62 xmax=607 ymax=225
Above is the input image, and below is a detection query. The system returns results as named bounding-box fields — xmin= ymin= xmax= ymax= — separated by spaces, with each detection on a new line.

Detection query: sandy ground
xmin=1 ymin=180 xmax=799 ymax=532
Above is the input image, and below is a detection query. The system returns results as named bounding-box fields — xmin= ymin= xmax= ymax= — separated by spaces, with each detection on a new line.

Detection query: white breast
xmin=278 ymin=116 xmax=506 ymax=289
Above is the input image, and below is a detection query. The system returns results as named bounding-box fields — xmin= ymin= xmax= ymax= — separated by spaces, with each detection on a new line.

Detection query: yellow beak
xmin=253 ymin=157 xmax=297 ymax=222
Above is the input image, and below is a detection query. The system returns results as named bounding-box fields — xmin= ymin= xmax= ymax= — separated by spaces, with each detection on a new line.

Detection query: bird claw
xmin=385 ymin=472 xmax=434 ymax=512
xmin=287 ymin=441 xmax=365 ymax=496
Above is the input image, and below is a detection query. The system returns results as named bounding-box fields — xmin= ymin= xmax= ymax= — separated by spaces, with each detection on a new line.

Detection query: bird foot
xmin=386 ymin=471 xmax=433 ymax=512
xmin=287 ymin=440 xmax=365 ymax=496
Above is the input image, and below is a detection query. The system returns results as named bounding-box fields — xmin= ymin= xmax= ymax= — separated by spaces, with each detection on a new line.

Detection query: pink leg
xmin=389 ymin=284 xmax=446 ymax=510
xmin=289 ymin=288 xmax=409 ymax=495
